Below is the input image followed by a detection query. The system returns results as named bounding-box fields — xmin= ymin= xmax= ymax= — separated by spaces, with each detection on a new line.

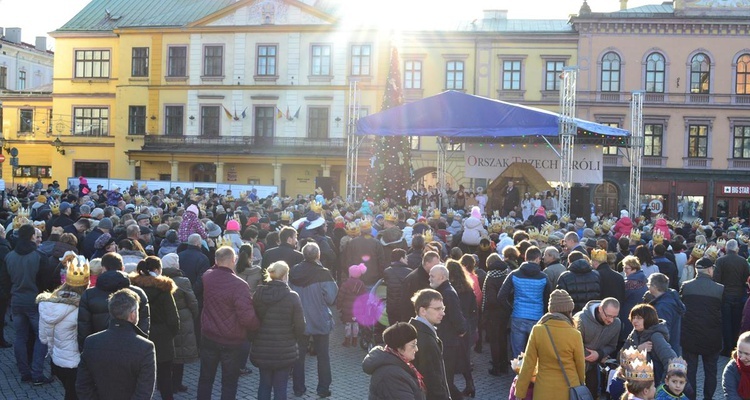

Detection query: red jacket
xmin=200 ymin=266 xmax=260 ymax=345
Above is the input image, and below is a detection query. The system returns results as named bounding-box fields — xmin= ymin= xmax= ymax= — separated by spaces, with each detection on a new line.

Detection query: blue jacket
xmin=621 ymin=270 xmax=648 ymax=341
xmin=649 ymin=289 xmax=686 ymax=356
xmin=289 ymin=260 xmax=338 ymax=335
xmin=723 ymin=357 xmax=745 ymax=400
xmin=498 ymin=261 xmax=549 ymax=321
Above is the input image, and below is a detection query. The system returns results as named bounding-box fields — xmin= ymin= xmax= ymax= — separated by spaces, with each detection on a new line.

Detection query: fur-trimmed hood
xmin=36 ymin=291 xmax=82 ymax=306
xmin=129 ymin=273 xmax=177 ymax=293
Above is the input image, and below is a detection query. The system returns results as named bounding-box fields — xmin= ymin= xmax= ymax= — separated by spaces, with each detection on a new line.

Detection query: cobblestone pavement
xmin=0 ymin=313 xmax=728 ymax=399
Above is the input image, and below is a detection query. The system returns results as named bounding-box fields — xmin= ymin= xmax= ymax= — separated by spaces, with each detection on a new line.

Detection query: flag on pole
xmin=241 ymin=107 xmax=248 ymax=119
xmin=293 ymin=106 xmax=301 ymax=119
xmin=277 ymin=107 xmax=283 ymax=119
xmin=285 ymin=106 xmax=290 ymax=120
xmin=222 ymin=106 xmax=233 ymax=120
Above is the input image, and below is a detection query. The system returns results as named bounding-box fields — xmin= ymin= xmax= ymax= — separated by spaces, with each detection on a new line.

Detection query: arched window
xmin=736 ymin=54 xmax=750 ymax=94
xmin=690 ymin=53 xmax=710 ymax=94
xmin=645 ymin=53 xmax=665 ymax=93
xmin=601 ymin=52 xmax=621 ymax=92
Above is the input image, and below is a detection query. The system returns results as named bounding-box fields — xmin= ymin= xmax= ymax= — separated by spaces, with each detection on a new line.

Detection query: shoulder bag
xmin=544 ymin=324 xmax=594 ymax=400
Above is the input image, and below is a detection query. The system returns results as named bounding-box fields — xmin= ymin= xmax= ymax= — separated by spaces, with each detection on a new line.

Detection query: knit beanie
xmin=548 ymin=289 xmax=575 ymax=314
xmin=382 ymin=322 xmax=418 ymax=349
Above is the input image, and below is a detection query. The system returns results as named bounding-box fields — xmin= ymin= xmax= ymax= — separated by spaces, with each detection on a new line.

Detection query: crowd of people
xmin=1 ymin=176 xmax=750 ymax=400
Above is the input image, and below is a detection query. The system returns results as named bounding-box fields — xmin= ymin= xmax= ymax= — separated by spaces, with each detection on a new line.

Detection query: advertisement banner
xmin=464 ymin=143 xmax=603 ymax=184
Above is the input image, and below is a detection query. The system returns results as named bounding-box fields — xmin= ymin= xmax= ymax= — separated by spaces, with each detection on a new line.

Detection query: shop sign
xmin=723 ymin=185 xmax=750 ymax=195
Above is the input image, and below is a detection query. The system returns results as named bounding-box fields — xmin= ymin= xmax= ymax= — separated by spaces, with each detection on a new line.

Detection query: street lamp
xmin=53 ymin=137 xmax=66 ymax=155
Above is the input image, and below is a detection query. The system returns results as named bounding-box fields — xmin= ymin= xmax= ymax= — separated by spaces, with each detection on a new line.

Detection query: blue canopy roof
xmin=356 ymin=91 xmax=629 ymax=138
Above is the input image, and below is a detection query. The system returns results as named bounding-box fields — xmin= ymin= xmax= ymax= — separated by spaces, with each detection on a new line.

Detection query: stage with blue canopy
xmin=355 ymin=90 xmax=630 ymax=140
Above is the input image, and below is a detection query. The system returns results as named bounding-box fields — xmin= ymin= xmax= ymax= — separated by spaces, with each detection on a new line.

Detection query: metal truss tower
xmin=558 ymin=67 xmax=578 ymax=217
xmin=345 ymin=81 xmax=362 ymax=202
xmin=629 ymin=91 xmax=644 ymax=220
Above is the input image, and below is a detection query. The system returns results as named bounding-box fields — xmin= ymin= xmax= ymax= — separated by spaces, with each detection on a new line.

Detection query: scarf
xmin=736 ymin=355 xmax=750 ymax=399
xmin=384 ymin=345 xmax=425 ymax=392
xmin=481 ymin=269 xmax=508 ymax=312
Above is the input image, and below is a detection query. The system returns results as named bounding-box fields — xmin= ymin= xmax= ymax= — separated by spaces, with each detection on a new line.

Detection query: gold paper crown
xmin=225 ymin=195 xmax=235 ymax=202
xmin=122 ymin=192 xmax=131 ymax=202
xmin=591 ymin=249 xmax=608 ymax=263
xmin=332 ymin=208 xmax=341 ymax=219
xmin=280 ymin=210 xmax=292 ymax=221
xmin=692 ymin=218 xmax=703 ymax=228
xmin=409 ymin=205 xmax=422 ymax=216
xmin=239 ymin=191 xmax=248 ymax=199
xmin=17 ymin=207 xmax=30 ymax=219
xmin=690 ymin=244 xmax=706 ymax=259
xmin=216 ymin=235 xmax=233 ymax=248
xmin=489 ymin=220 xmax=503 ymax=234
xmin=593 ymin=222 xmax=602 ymax=236
xmin=379 ymin=199 xmax=389 ymax=209
xmin=704 ymin=245 xmax=719 ymax=262
xmin=652 ymin=231 xmax=664 ymax=245
xmin=198 ymin=203 xmax=206 ymax=213
xmin=132 ymin=205 xmax=142 ymax=215
xmin=629 ymin=228 xmax=641 ymax=242
xmin=33 ymin=220 xmax=46 ymax=232
xmin=731 ymin=217 xmax=740 ymax=225
xmin=447 ymin=208 xmax=455 ymax=218
xmin=432 ymin=209 xmax=441 ymax=219
xmin=50 ymin=201 xmax=60 ymax=216
xmin=310 ymin=200 xmax=323 ymax=214
xmin=13 ymin=216 xmax=29 ymax=230
xmin=667 ymin=357 xmax=688 ymax=374
xmin=740 ymin=234 xmax=750 ymax=245
xmin=621 ymin=347 xmax=653 ymax=381
xmin=717 ymin=238 xmax=727 ymax=250
xmin=560 ymin=214 xmax=570 ymax=224
xmin=423 ymin=229 xmax=434 ymax=243
xmin=8 ymin=197 xmax=20 ymax=213
xmin=66 ymin=256 xmax=91 ymax=287
xmin=359 ymin=217 xmax=372 ymax=231
xmin=527 ymin=227 xmax=540 ymax=240
xmin=385 ymin=209 xmax=399 ymax=222
xmin=151 ymin=214 xmax=161 ymax=224
xmin=140 ymin=183 xmax=148 ymax=190
xmin=345 ymin=221 xmax=361 ymax=236
xmin=601 ymin=218 xmax=614 ymax=232
xmin=134 ymin=195 xmax=143 ymax=205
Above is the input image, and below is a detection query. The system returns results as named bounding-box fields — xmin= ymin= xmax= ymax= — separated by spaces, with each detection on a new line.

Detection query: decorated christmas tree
xmin=363 ymin=47 xmax=412 ymax=204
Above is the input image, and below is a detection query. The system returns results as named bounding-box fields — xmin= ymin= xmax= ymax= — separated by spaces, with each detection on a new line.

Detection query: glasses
xmin=428 ymin=306 xmax=446 ymax=312
xmin=602 ymin=310 xmax=618 ymax=320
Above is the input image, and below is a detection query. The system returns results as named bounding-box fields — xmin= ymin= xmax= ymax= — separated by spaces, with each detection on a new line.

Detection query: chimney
xmin=5 ymin=27 xmax=21 ymax=44
xmin=483 ymin=10 xmax=508 ymax=20
xmin=620 ymin=0 xmax=628 ymax=10
xmin=35 ymin=37 xmax=47 ymax=51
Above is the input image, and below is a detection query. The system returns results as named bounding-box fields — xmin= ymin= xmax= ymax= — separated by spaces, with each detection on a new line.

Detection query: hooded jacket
xmin=620 ymin=270 xmax=648 ymax=341
xmin=574 ymin=301 xmax=621 ymax=367
xmin=623 ymin=320 xmax=676 ymax=382
xmin=461 ymin=216 xmax=487 ymax=246
xmin=250 ymin=280 xmax=305 ymax=370
xmin=362 ymin=346 xmax=426 ymax=400
xmin=78 ymin=270 xmax=151 ymax=349
xmin=289 ymin=260 xmax=338 ymax=335
xmin=498 ymin=261 xmax=550 ymax=321
xmin=652 ymin=219 xmax=671 ymax=241
xmin=129 ymin=274 xmax=179 ymax=363
xmin=557 ymin=259 xmax=601 ymax=313
xmin=5 ymin=239 xmax=48 ymax=307
xmin=161 ymin=267 xmax=199 ymax=363
xmin=648 ymin=288 xmax=686 ymax=355
xmin=613 ymin=216 xmax=633 ymax=239
xmin=177 ymin=209 xmax=207 ymax=242
xmin=38 ymin=291 xmax=82 ymax=368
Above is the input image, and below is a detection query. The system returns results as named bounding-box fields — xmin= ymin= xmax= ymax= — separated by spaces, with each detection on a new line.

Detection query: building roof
xmin=56 ymin=0 xmax=237 ymax=32
xmin=456 ymin=19 xmax=573 ymax=33
xmin=610 ymin=3 xmax=675 ymax=15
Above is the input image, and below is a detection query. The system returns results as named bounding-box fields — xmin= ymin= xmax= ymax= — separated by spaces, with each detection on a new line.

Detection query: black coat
xmin=401 ymin=267 xmax=431 ymax=319
xmin=260 ymin=243 xmax=303 ymax=271
xmin=250 ymin=280 xmax=306 ymax=370
xmin=596 ymin=262 xmax=625 ymax=304
xmin=177 ymin=245 xmax=210 ymax=286
xmin=653 ymin=256 xmax=679 ymax=290
xmin=435 ymin=280 xmax=467 ymax=347
xmin=362 ymin=346 xmax=426 ymax=400
xmin=383 ymin=261 xmax=412 ymax=323
xmin=161 ymin=268 xmax=199 ymax=363
xmin=410 ymin=318 xmax=450 ymax=400
xmin=680 ymin=273 xmax=724 ymax=355
xmin=129 ymin=274 xmax=179 ymax=363
xmin=406 ymin=250 xmax=422 ymax=270
xmin=557 ymin=259 xmax=601 ymax=313
xmin=0 ymin=238 xmax=13 ymax=300
xmin=78 ymin=270 xmax=151 ymax=349
xmin=76 ymin=319 xmax=156 ymax=400
xmin=342 ymin=236 xmax=385 ymax=286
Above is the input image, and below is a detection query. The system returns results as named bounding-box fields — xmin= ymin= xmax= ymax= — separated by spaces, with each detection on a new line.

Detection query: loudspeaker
xmin=570 ymin=187 xmax=590 ymax=221
xmin=315 ymin=177 xmax=335 ymax=199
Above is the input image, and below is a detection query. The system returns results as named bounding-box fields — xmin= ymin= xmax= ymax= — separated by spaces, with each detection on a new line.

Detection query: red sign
xmin=0 ymin=154 xmax=6 ymax=163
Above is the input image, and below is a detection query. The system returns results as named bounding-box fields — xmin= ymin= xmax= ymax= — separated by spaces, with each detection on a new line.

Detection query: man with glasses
xmin=574 ymin=297 xmax=622 ymax=399
xmin=409 ymin=288 xmax=451 ymax=400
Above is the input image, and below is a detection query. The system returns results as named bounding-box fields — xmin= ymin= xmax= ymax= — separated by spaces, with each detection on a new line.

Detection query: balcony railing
xmin=576 ymin=91 xmax=750 ymax=106
xmin=141 ymin=135 xmax=349 ymax=155
xmin=643 ymin=156 xmax=667 ymax=167
xmin=683 ymin=157 xmax=711 ymax=169
xmin=729 ymin=159 xmax=750 ymax=169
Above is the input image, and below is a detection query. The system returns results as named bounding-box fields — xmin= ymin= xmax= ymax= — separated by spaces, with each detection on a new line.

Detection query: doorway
xmin=594 ymin=182 xmax=619 ymax=217
xmin=191 ymin=163 xmax=216 ymax=182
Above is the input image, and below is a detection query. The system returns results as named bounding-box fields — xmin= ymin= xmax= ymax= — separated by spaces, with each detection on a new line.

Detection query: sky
xmin=0 ymin=0 xmax=657 ymax=51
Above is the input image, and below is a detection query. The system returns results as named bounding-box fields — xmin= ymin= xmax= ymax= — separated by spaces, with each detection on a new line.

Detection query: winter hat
xmin=165 ymin=229 xmax=178 ymax=243
xmin=187 ymin=204 xmax=199 ymax=216
xmin=205 ymin=221 xmax=222 ymax=238
xmin=98 ymin=217 xmax=113 ymax=231
xmin=348 ymin=263 xmax=367 ymax=279
xmin=59 ymin=202 xmax=72 ymax=214
xmin=548 ymin=289 xmax=575 ymax=314
xmin=696 ymin=257 xmax=714 ymax=269
xmin=620 ymin=209 xmax=629 ymax=218
xmin=535 ymin=206 xmax=546 ymax=217
xmin=36 ymin=195 xmax=47 ymax=204
xmin=79 ymin=176 xmax=88 ymax=185
xmin=94 ymin=233 xmax=114 ymax=250
xmin=406 ymin=218 xmax=415 ymax=227
xmin=382 ymin=322 xmax=418 ymax=350
xmin=226 ymin=219 xmax=241 ymax=231
xmin=161 ymin=253 xmax=180 ymax=270
xmin=470 ymin=206 xmax=481 ymax=219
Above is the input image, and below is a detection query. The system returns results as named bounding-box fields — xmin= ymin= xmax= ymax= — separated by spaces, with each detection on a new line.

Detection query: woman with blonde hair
xmin=251 ymin=261 xmax=306 ymax=400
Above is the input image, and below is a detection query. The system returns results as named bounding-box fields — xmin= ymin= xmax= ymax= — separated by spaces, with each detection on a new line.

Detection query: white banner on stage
xmin=464 ymin=143 xmax=604 ymax=184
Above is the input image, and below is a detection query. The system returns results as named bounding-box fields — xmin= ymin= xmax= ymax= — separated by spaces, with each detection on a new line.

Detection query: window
xmin=308 ymin=107 xmax=329 ymax=138
xmin=167 ymin=46 xmax=187 ymax=77
xmin=545 ymin=60 xmax=565 ymax=91
xmin=600 ymin=122 xmax=620 ymax=155
xmin=734 ymin=125 xmax=750 ymax=159
xmin=131 ymin=47 xmax=149 ymax=77
xmin=164 ymin=106 xmax=184 ymax=136
xmin=19 ymin=109 xmax=33 ymax=132
xmin=254 ymin=106 xmax=275 ymax=137
xmin=446 ymin=61 xmax=464 ymax=90
xmin=0 ymin=66 xmax=6 ymax=88
xmin=690 ymin=53 xmax=710 ymax=94
xmin=200 ymin=106 xmax=220 ymax=137
xmin=645 ymin=53 xmax=665 ymax=93
xmin=18 ymin=70 xmax=26 ymax=90
xmin=351 ymin=45 xmax=371 ymax=76
xmin=410 ymin=136 xmax=420 ymax=150
xmin=13 ymin=165 xmax=52 ymax=178
xmin=128 ymin=106 xmax=146 ymax=135
xmin=257 ymin=45 xmax=277 ymax=76
xmin=203 ymin=46 xmax=224 ymax=77
xmin=73 ymin=107 xmax=109 ymax=136
xmin=74 ymin=162 xmax=108 ymax=178
xmin=311 ymin=45 xmax=331 ymax=76
xmin=404 ymin=60 xmax=422 ymax=89
xmin=503 ymin=60 xmax=522 ymax=90
xmin=688 ymin=124 xmax=708 ymax=157
xmin=737 ymin=54 xmax=750 ymax=94
xmin=600 ymin=52 xmax=620 ymax=92
xmin=644 ymin=124 xmax=663 ymax=157
xmin=74 ymin=50 xmax=110 ymax=78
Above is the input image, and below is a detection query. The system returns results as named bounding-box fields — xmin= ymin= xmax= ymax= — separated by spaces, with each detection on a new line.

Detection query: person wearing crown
xmin=621 ymin=347 xmax=657 ymax=400
xmin=341 ymin=217 xmax=385 ymax=286
xmin=655 ymin=357 xmax=688 ymax=399
xmin=378 ymin=209 xmax=407 ymax=260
